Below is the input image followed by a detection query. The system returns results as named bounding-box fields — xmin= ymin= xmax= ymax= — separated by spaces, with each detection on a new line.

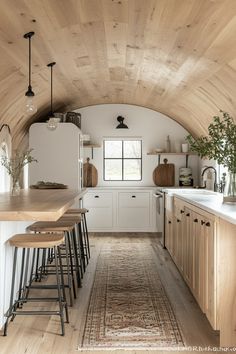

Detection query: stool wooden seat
xmin=65 ymin=208 xmax=88 ymax=214
xmin=9 ymin=233 xmax=64 ymax=248
xmin=59 ymin=214 xmax=82 ymax=223
xmin=27 ymin=221 xmax=75 ymax=233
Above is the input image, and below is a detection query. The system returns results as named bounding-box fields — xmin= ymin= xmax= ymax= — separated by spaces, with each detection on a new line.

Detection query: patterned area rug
xmin=79 ymin=239 xmax=184 ymax=349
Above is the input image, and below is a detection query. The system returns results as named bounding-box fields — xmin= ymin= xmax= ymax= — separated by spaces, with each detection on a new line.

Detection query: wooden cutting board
xmin=83 ymin=157 xmax=98 ymax=187
xmin=153 ymin=158 xmax=175 ymax=186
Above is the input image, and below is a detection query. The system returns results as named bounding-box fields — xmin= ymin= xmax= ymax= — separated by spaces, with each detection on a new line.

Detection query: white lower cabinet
xmin=84 ymin=192 xmax=113 ymax=230
xmin=118 ymin=192 xmax=150 ymax=230
xmin=83 ymin=188 xmax=156 ymax=232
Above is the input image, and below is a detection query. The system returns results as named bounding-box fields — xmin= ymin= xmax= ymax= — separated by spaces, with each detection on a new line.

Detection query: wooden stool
xmin=65 ymin=208 xmax=90 ymax=261
xmin=4 ymin=233 xmax=68 ymax=336
xmin=27 ymin=220 xmax=82 ymax=304
xmin=59 ymin=214 xmax=87 ymax=271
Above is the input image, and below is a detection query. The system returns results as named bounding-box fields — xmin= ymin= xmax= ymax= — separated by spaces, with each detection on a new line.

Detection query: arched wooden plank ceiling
xmin=0 ymin=0 xmax=236 ymax=150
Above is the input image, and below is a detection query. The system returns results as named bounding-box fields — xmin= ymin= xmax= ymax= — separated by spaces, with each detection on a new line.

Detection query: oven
xmin=153 ymin=190 xmax=165 ymax=247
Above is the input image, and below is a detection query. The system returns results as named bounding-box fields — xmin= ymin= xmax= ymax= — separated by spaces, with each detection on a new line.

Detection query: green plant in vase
xmin=1 ymin=147 xmax=37 ymax=196
xmin=186 ymin=111 xmax=236 ymax=202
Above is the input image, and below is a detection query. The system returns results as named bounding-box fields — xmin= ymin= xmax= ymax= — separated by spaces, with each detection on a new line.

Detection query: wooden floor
xmin=0 ymin=234 xmax=220 ymax=354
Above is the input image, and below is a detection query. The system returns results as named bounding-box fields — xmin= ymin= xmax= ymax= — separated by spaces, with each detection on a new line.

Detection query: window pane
xmin=124 ymin=140 xmax=141 ymax=158
xmin=124 ymin=159 xmax=141 ymax=180
xmin=104 ymin=159 xmax=122 ymax=180
xmin=104 ymin=141 xmax=122 ymax=158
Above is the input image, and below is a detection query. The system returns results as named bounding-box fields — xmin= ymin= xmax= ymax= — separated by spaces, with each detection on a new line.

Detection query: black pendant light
xmin=47 ymin=62 xmax=57 ymax=130
xmin=116 ymin=116 xmax=128 ymax=129
xmin=23 ymin=31 xmax=37 ymax=114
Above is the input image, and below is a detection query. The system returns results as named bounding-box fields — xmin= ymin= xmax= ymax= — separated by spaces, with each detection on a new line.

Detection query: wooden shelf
xmin=83 ymin=144 xmax=101 ymax=148
xmin=147 ymin=152 xmax=196 ymax=156
xmin=147 ymin=152 xmax=197 ymax=167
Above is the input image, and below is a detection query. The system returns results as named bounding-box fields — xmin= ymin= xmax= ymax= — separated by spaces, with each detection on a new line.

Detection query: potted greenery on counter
xmin=186 ymin=111 xmax=236 ymax=203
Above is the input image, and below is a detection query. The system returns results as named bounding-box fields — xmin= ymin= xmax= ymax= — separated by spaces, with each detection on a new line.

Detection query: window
xmin=103 ymin=139 xmax=142 ymax=181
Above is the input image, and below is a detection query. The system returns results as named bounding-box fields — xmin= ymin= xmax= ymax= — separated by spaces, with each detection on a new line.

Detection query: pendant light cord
xmin=47 ymin=62 xmax=56 ymax=117
xmin=28 ymin=36 xmax=31 ymax=88
xmin=50 ymin=65 xmax=53 ymax=116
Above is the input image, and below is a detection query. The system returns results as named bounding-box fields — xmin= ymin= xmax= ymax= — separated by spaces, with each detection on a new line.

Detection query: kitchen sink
xmin=165 ymin=189 xmax=220 ymax=212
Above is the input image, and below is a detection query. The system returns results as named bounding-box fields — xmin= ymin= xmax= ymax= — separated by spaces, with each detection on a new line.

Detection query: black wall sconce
xmin=116 ymin=116 xmax=128 ymax=129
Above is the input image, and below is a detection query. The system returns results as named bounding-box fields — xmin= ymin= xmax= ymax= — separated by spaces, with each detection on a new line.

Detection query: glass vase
xmin=223 ymin=172 xmax=236 ymax=203
xmin=11 ymin=179 xmax=21 ymax=196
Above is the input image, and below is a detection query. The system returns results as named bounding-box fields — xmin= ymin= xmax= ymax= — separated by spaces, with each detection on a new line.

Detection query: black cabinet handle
xmin=94 ymin=195 xmax=99 ymax=198
xmin=168 ymin=220 xmax=171 ymax=224
xmin=186 ymin=213 xmax=190 ymax=217
xmin=177 ymin=219 xmax=181 ymax=223
xmin=194 ymin=218 xmax=198 ymax=223
xmin=206 ymin=222 xmax=211 ymax=227
xmin=132 ymin=195 xmax=136 ymax=198
xmin=180 ymin=210 xmax=184 ymax=214
xmin=201 ymin=220 xmax=205 ymax=225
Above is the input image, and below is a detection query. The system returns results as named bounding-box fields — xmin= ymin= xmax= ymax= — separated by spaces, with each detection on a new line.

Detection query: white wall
xmin=75 ymin=104 xmax=199 ymax=187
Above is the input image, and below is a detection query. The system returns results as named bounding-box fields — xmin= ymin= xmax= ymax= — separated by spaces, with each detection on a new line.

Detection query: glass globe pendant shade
xmin=25 ymin=93 xmax=37 ymax=114
xmin=47 ymin=117 xmax=58 ymax=131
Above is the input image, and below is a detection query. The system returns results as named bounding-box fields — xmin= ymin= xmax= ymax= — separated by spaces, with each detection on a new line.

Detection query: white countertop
xmin=172 ymin=190 xmax=236 ymax=225
xmin=87 ymin=186 xmax=157 ymax=190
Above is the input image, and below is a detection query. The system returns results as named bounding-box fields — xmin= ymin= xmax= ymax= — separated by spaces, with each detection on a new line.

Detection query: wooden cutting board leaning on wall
xmin=153 ymin=158 xmax=175 ymax=186
xmin=83 ymin=158 xmax=98 ymax=187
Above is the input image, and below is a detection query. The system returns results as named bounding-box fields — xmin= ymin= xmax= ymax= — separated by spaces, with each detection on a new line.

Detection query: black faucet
xmin=201 ymin=166 xmax=218 ymax=192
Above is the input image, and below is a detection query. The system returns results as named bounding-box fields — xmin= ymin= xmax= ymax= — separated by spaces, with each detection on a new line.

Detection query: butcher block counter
xmin=0 ymin=188 xmax=87 ymax=221
xmin=0 ymin=188 xmax=87 ymax=329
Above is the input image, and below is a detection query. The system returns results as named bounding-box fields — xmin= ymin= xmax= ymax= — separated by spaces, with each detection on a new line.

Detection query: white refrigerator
xmin=29 ymin=123 xmax=83 ymax=191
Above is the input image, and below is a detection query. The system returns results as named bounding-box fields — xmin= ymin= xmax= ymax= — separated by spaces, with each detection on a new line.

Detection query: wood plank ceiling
xmin=0 ymin=0 xmax=236 ymax=149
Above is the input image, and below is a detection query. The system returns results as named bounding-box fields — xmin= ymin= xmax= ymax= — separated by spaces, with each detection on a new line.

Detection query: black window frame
xmin=103 ymin=139 xmax=142 ymax=181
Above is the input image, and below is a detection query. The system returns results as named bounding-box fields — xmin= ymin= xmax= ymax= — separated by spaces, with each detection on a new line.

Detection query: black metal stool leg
xmin=64 ymin=235 xmax=73 ymax=306
xmin=17 ymin=248 xmax=25 ymax=308
xmin=57 ymin=246 xmax=69 ymax=323
xmin=78 ymin=223 xmax=86 ymax=273
xmin=25 ymin=248 xmax=36 ymax=300
xmin=70 ymin=229 xmax=82 ymax=287
xmin=4 ymin=247 xmax=18 ymax=336
xmin=54 ymin=246 xmax=65 ymax=336
xmin=66 ymin=232 xmax=77 ymax=298
xmin=83 ymin=213 xmax=90 ymax=258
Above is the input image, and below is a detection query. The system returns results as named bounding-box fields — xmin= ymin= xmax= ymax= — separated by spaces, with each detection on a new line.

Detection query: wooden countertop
xmin=0 ymin=188 xmax=87 ymax=221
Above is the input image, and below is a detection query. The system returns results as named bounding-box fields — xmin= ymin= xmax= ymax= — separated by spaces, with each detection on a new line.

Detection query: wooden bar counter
xmin=0 ymin=188 xmax=87 ymax=221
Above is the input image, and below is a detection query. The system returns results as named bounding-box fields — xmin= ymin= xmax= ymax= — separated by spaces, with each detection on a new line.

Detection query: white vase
xmin=223 ymin=172 xmax=236 ymax=203
xmin=11 ymin=179 xmax=21 ymax=196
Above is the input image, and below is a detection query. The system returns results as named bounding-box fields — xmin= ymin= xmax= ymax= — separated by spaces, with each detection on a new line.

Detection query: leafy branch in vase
xmin=1 ymin=146 xmax=38 ymax=191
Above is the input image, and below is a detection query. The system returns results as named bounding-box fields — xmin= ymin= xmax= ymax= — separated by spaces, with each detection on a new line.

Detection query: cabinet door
xmin=174 ymin=199 xmax=184 ymax=273
xmin=118 ymin=192 xmax=150 ymax=230
xmin=203 ymin=216 xmax=216 ymax=329
xmin=183 ymin=207 xmax=193 ymax=288
xmin=84 ymin=192 xmax=113 ymax=230
xmin=165 ymin=211 xmax=173 ymax=256
xmin=192 ymin=211 xmax=205 ymax=311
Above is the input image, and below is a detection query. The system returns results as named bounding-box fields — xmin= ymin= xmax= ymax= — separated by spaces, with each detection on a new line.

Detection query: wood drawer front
xmin=118 ymin=192 xmax=149 ymax=208
xmin=84 ymin=192 xmax=112 ymax=208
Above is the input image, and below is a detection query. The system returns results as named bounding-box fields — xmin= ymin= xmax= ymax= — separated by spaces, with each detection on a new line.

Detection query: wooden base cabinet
xmin=217 ymin=219 xmax=236 ymax=347
xmin=165 ymin=210 xmax=173 ymax=256
xmin=167 ymin=198 xmax=217 ymax=331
